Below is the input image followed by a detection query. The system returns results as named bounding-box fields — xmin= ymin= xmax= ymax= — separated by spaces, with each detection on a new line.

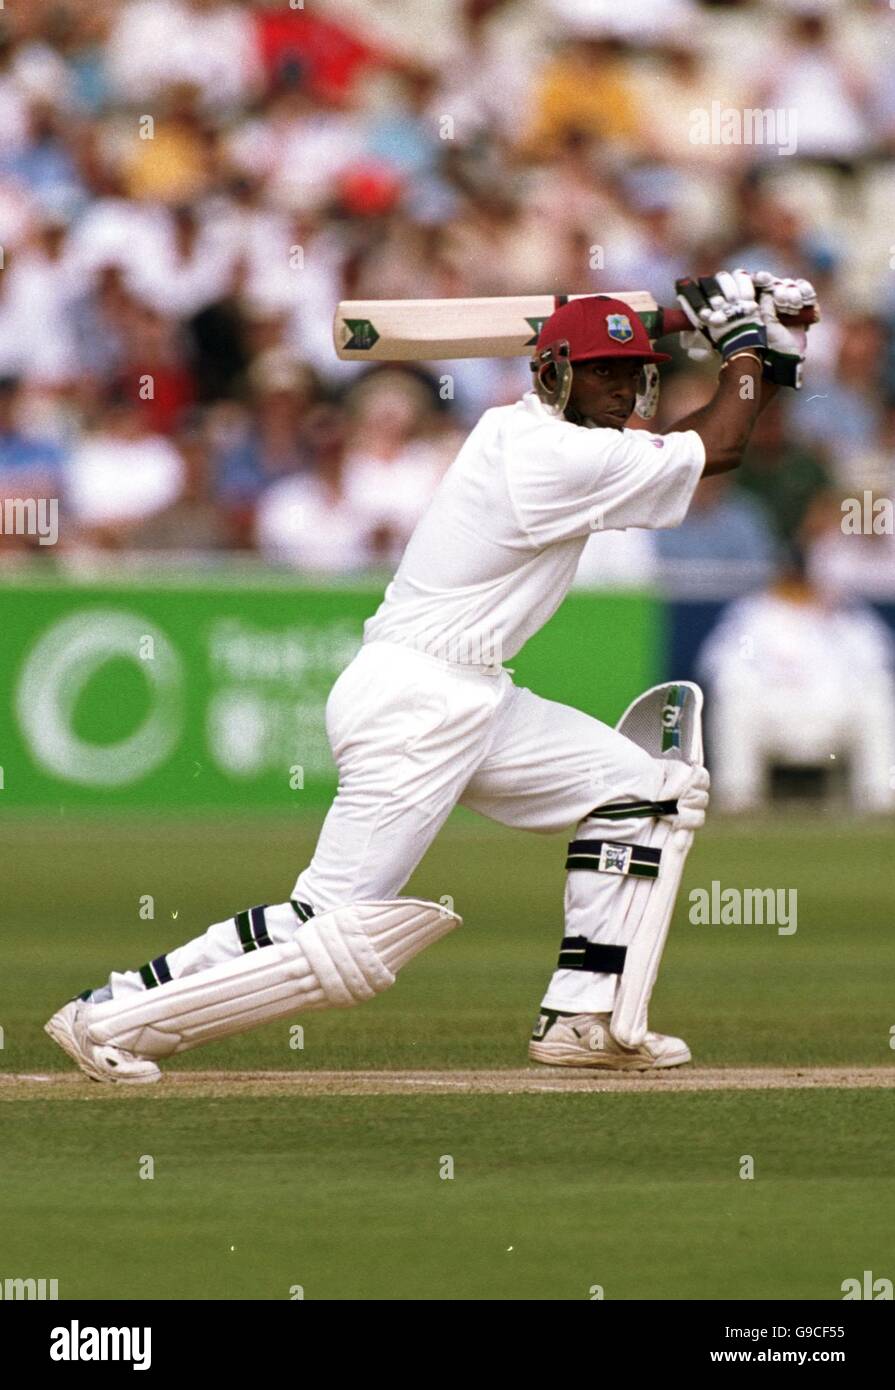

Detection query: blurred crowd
xmin=1 ymin=0 xmax=895 ymax=603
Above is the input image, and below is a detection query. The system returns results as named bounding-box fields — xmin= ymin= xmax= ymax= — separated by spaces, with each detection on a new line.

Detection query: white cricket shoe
xmin=45 ymin=999 xmax=161 ymax=1085
xmin=529 ymin=1009 xmax=691 ymax=1071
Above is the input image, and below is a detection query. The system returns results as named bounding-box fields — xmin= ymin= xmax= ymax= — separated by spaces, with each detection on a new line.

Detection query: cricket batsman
xmin=46 ymin=270 xmax=816 ymax=1083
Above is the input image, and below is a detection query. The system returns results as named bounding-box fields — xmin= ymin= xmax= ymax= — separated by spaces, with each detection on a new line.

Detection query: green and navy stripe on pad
xmin=139 ymin=954 xmax=172 ymax=989
xmin=233 ymin=900 xmax=315 ymax=953
xmin=235 ymin=905 xmax=273 ymax=953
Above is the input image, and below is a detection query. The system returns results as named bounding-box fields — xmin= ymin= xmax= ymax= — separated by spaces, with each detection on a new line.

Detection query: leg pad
xmin=86 ymin=899 xmax=460 ymax=1059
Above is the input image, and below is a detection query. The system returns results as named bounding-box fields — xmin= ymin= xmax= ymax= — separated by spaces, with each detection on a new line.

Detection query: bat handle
xmin=658 ymin=305 xmax=819 ymax=337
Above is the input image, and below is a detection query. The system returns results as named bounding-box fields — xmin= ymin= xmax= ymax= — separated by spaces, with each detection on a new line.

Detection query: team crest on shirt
xmin=606 ymin=313 xmax=634 ymax=343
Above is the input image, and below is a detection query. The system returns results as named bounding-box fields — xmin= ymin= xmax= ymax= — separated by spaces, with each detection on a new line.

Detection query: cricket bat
xmin=333 ymin=292 xmax=816 ymax=362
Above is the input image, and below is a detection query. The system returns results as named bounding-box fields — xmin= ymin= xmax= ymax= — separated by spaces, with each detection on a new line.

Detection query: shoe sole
xmin=529 ymin=1042 xmax=691 ymax=1071
xmin=45 ymin=1008 xmax=161 ymax=1085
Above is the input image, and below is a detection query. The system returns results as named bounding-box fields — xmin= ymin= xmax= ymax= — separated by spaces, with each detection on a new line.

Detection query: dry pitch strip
xmin=2 ymin=1068 xmax=893 ymax=1099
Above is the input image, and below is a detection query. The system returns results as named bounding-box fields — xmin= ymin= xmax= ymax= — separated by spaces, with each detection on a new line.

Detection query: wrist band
xmin=721 ymin=350 xmax=763 ymax=369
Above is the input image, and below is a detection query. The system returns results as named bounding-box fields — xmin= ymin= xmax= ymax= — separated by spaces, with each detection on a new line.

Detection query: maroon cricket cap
xmin=536 ymin=296 xmax=672 ymax=364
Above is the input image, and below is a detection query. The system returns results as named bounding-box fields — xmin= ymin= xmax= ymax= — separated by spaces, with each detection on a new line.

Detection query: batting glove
xmin=675 ymin=270 xmax=767 ymax=363
xmin=753 ymin=271 xmax=819 ymax=389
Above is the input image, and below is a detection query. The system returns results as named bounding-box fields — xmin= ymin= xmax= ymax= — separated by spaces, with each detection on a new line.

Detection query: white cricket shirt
xmin=363 ymin=391 xmax=705 ymax=667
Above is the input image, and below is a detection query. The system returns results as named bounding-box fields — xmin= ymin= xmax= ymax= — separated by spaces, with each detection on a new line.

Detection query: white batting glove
xmin=675 ymin=269 xmax=767 ymax=363
xmin=753 ymin=271 xmax=818 ymax=389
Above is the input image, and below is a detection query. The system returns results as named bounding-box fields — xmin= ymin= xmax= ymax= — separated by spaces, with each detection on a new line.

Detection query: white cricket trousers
xmin=111 ymin=641 xmax=667 ymax=1014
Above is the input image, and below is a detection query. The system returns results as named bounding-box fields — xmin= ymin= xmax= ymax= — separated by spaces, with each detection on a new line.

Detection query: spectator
xmin=736 ymin=397 xmax=832 ymax=544
xmin=756 ymin=10 xmax=870 ymax=167
xmin=130 ymin=420 xmax=228 ymax=553
xmin=654 ymin=470 xmax=779 ymax=582
xmin=804 ymin=489 xmax=895 ymax=604
xmin=214 ymin=351 xmax=321 ymax=511
xmin=106 ymin=0 xmax=262 ymax=112
xmin=0 ymin=212 xmax=80 ymax=384
xmin=128 ymin=203 xmax=235 ymax=320
xmin=254 ymin=405 xmax=384 ymax=573
xmin=108 ymin=300 xmax=197 ymax=436
xmin=120 ymin=82 xmax=213 ymax=204
xmin=231 ymin=68 xmax=366 ymax=214
xmin=341 ymin=370 xmax=448 ymax=566
xmin=698 ymin=547 xmax=895 ymax=814
xmin=0 ymin=98 xmax=85 ymax=215
xmin=523 ymin=37 xmax=643 ymax=157
xmin=0 ymin=0 xmax=890 ymax=584
xmin=66 ymin=394 xmax=186 ymax=548
xmin=651 ymin=373 xmax=779 ymax=582
xmin=0 ymin=376 xmax=66 ymax=553
xmin=789 ymin=317 xmax=889 ymax=487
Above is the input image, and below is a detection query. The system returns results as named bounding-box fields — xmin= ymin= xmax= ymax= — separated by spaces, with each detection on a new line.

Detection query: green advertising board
xmin=0 ymin=572 xmax=661 ymax=811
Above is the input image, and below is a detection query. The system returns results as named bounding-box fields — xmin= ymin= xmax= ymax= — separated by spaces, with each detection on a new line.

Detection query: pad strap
xmin=138 ymin=954 xmax=172 ymax=990
xmin=566 ymin=840 xmax=662 ymax=878
xmin=586 ymin=798 xmax=678 ymax=821
xmin=557 ymin=937 xmax=627 ymax=974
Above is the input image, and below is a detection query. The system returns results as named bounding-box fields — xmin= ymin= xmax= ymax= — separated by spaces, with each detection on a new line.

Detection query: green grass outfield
xmin=1 ymin=813 xmax=893 ymax=1299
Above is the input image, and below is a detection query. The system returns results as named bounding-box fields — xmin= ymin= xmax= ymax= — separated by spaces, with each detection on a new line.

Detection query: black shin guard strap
xmin=586 ymin=798 xmax=678 ymax=821
xmin=557 ymin=937 xmax=627 ymax=974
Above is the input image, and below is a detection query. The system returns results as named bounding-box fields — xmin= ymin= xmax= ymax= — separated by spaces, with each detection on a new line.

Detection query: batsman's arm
xmin=759 ymin=377 xmax=779 ymax=413
xmin=668 ymin=351 xmax=764 ymax=477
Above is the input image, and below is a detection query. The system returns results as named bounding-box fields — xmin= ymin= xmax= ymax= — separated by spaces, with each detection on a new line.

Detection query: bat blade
xmin=333 ymin=293 xmax=818 ymax=362
xmin=333 ymin=293 xmax=661 ymax=362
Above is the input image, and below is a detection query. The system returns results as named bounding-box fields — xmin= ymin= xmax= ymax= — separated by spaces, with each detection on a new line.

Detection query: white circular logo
xmin=16 ymin=609 xmax=183 ymax=787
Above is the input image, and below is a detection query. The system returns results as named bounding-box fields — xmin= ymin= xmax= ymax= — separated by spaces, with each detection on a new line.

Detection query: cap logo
xmin=606 ymin=313 xmax=634 ymax=343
